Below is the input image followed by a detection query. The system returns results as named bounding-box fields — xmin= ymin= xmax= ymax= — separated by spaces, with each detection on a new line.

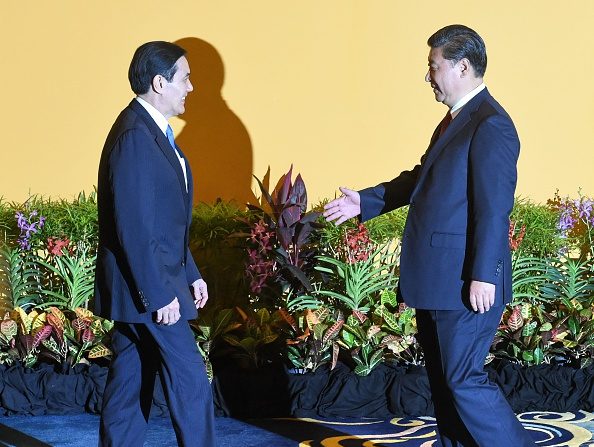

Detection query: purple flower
xmin=17 ymin=238 xmax=31 ymax=250
xmin=15 ymin=212 xmax=26 ymax=230
xmin=557 ymin=208 xmax=576 ymax=231
xmin=578 ymin=199 xmax=593 ymax=220
xmin=14 ymin=210 xmax=46 ymax=251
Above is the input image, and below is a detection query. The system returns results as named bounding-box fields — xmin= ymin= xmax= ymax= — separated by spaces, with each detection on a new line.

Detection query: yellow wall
xmin=1 ymin=1 xmax=593 ymax=206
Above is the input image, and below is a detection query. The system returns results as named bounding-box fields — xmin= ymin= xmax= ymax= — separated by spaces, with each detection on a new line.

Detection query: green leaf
xmin=522 ymin=350 xmax=534 ymax=362
xmin=382 ymin=310 xmax=400 ymax=332
xmin=88 ymin=343 xmax=112 ymax=359
xmin=341 ymin=329 xmax=356 ymax=348
xmin=568 ymin=316 xmax=580 ymax=338
xmin=533 ymin=347 xmax=544 ymax=365
xmin=380 ymin=289 xmax=397 ymax=307
xmin=539 ymin=322 xmax=552 ymax=332
xmin=255 ymin=308 xmax=271 ymax=326
xmin=41 ymin=338 xmax=62 ymax=356
xmin=521 ymin=321 xmax=537 ymax=337
xmin=354 ymin=364 xmax=370 ymax=376
xmin=369 ymin=348 xmax=384 ymax=367
xmin=286 ymin=294 xmax=322 ymax=312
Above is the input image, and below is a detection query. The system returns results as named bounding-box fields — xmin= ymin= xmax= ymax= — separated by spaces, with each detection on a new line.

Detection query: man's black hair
xmin=128 ymin=41 xmax=186 ymax=95
xmin=428 ymin=25 xmax=487 ymax=77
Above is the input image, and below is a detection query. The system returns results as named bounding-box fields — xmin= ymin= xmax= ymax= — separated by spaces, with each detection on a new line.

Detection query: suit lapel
xmin=412 ymin=89 xmax=491 ymax=198
xmin=128 ymin=100 xmax=190 ymax=212
xmin=175 ymin=143 xmax=195 ymax=219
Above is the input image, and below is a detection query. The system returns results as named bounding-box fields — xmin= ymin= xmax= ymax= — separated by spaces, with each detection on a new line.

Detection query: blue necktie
xmin=166 ymin=124 xmax=189 ymax=192
xmin=166 ymin=125 xmax=176 ymax=149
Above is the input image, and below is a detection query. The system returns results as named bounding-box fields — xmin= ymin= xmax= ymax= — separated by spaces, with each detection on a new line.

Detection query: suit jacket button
xmin=181 ymin=260 xmax=186 ymax=267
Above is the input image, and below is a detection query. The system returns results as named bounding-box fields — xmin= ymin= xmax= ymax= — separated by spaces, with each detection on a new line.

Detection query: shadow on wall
xmin=174 ymin=37 xmax=256 ymax=208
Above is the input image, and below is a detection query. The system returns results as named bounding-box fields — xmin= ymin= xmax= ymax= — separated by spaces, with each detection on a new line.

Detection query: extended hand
xmin=323 ymin=187 xmax=361 ymax=225
xmin=156 ymin=297 xmax=180 ymax=325
xmin=469 ymin=280 xmax=495 ymax=313
xmin=192 ymin=278 xmax=209 ymax=309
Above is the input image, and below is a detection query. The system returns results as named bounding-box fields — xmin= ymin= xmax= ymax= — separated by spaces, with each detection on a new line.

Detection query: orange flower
xmin=508 ymin=220 xmax=526 ymax=251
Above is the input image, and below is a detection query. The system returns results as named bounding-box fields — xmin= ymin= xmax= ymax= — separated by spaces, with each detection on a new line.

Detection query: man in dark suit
xmin=95 ymin=41 xmax=215 ymax=447
xmin=324 ymin=25 xmax=536 ymax=446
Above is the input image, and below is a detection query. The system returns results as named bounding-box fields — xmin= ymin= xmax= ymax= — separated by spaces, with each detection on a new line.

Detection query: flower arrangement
xmin=1 ymin=183 xmax=594 ymax=377
xmin=0 ymin=195 xmax=107 ymax=367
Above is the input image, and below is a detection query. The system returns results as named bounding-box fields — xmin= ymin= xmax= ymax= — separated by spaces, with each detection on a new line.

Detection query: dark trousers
xmin=99 ymin=321 xmax=215 ymax=447
xmin=415 ymin=308 xmax=536 ymax=447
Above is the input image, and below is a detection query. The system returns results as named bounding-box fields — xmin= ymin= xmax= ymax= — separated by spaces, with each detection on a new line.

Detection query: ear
xmin=458 ymin=58 xmax=472 ymax=78
xmin=151 ymin=75 xmax=165 ymax=94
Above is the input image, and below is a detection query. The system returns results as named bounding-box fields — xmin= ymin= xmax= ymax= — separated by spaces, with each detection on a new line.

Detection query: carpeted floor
xmin=1 ymin=411 xmax=593 ymax=446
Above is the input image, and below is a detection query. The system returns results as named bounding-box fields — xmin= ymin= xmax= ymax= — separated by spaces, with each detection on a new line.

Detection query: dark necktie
xmin=166 ymin=125 xmax=176 ymax=150
xmin=439 ymin=112 xmax=452 ymax=137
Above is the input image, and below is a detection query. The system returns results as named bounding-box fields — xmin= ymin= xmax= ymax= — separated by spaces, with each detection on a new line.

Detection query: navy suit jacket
xmin=360 ymin=88 xmax=519 ymax=310
xmin=94 ymin=99 xmax=201 ymax=323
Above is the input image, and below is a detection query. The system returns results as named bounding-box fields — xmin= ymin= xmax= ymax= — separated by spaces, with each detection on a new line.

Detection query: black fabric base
xmin=2 ymin=361 xmax=594 ymax=417
xmin=212 ymin=361 xmax=594 ymax=418
xmin=0 ymin=363 xmax=107 ymax=416
xmin=488 ymin=362 xmax=594 ymax=413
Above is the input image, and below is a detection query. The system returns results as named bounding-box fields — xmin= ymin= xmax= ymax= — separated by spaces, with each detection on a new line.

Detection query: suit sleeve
xmin=468 ymin=114 xmax=519 ymax=284
xmin=359 ymin=164 xmax=420 ymax=222
xmin=109 ymin=129 xmax=174 ymax=313
xmin=185 ymin=246 xmax=201 ymax=284
xmin=184 ymin=181 xmax=201 ymax=285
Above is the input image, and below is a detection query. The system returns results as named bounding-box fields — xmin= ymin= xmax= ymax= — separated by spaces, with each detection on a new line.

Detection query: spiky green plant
xmin=539 ymin=257 xmax=594 ymax=305
xmin=309 ymin=242 xmax=399 ymax=312
xmin=0 ymin=245 xmax=42 ymax=311
xmin=36 ymin=243 xmax=96 ymax=311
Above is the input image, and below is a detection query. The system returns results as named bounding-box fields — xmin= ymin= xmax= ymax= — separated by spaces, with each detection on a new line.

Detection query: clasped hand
xmin=156 ymin=279 xmax=209 ymax=325
xmin=156 ymin=297 xmax=180 ymax=325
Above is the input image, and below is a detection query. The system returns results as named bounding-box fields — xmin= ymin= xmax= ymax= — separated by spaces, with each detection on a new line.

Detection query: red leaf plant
xmin=246 ymin=166 xmax=323 ymax=304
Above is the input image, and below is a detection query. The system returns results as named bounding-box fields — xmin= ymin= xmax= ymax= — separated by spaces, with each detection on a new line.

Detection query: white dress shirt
xmin=450 ymin=83 xmax=486 ymax=116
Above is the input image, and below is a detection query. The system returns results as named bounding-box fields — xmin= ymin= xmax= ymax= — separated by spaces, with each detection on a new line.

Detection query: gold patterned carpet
xmin=250 ymin=411 xmax=594 ymax=446
xmin=1 ymin=411 xmax=593 ymax=446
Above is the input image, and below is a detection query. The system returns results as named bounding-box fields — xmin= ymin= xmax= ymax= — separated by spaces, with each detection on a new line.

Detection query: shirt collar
xmin=135 ymin=96 xmax=169 ymax=135
xmin=450 ymin=83 xmax=486 ymax=115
